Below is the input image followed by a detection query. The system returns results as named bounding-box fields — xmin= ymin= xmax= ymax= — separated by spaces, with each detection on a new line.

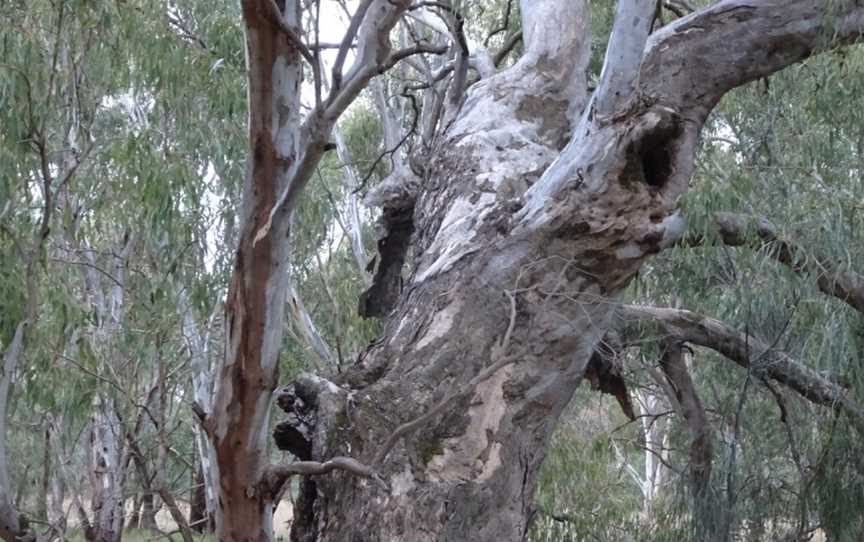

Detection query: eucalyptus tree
xmin=0 ymin=0 xmax=102 ymax=537
xmin=203 ymin=0 xmax=864 ymax=541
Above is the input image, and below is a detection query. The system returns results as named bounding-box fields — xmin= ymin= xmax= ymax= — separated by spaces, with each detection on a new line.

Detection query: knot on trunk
xmin=274 ymin=379 xmax=320 ymax=460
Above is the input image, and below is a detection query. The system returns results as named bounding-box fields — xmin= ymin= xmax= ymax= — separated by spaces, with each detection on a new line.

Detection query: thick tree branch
xmin=642 ymin=1 xmax=864 ymax=115
xmin=621 ymin=304 xmax=864 ymax=432
xmin=594 ymin=0 xmax=656 ymax=118
xmin=704 ymin=212 xmax=864 ymax=314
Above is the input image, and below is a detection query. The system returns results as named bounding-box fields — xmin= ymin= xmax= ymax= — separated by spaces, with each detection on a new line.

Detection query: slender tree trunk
xmin=126 ymin=494 xmax=142 ymax=531
xmin=0 ymin=324 xmax=27 ymax=542
xmin=139 ymin=493 xmax=157 ymax=532
xmin=190 ymin=463 xmax=210 ymax=533
xmin=181 ymin=296 xmax=218 ymax=533
xmin=37 ymin=426 xmax=50 ymax=521
xmin=88 ymin=397 xmax=125 ymax=542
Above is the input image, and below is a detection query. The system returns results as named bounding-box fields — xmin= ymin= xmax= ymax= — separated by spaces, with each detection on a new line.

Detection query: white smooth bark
xmin=182 ymin=298 xmax=219 ymax=529
xmin=0 ymin=324 xmax=26 ymax=541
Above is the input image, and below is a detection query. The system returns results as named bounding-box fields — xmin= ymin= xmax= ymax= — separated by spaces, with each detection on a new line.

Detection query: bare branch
xmin=702 ymin=212 xmax=864 ymax=314
xmin=262 ymin=0 xmax=314 ymax=64
xmin=262 ymin=456 xmax=386 ymax=497
xmin=330 ymin=0 xmax=374 ymax=93
xmin=621 ymin=304 xmax=864 ymax=432
xmin=593 ymin=0 xmax=656 ymax=117
xmin=492 ymin=30 xmax=522 ymax=67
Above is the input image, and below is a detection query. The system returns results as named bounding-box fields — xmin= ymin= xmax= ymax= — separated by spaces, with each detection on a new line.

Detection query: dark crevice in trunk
xmin=358 ymin=204 xmax=415 ymax=318
xmin=275 ymin=382 xmax=323 ymax=542
xmin=274 ymin=382 xmax=318 ymax=459
xmin=623 ymin=112 xmax=683 ymax=191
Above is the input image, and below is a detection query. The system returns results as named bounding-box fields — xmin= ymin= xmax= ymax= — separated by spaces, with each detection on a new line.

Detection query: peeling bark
xmin=269 ymin=1 xmax=864 ymax=540
xmin=210 ymin=1 xmax=411 ymax=540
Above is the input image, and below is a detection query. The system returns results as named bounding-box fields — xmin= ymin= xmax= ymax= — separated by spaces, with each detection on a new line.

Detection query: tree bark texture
xmin=269 ymin=2 xmax=864 ymax=541
xmin=208 ymin=0 xmax=411 ymax=540
xmin=185 ymin=0 xmax=864 ymax=541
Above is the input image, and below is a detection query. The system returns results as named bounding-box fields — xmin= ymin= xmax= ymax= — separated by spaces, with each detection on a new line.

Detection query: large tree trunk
xmin=200 ymin=0 xmax=864 ymax=540
xmin=269 ymin=2 xmax=864 ymax=541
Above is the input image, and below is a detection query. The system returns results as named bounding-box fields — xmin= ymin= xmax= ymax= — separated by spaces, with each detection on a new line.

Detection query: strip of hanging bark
xmin=621 ymin=304 xmax=864 ymax=432
xmin=700 ymin=212 xmax=864 ymax=314
xmin=583 ymin=333 xmax=636 ymax=421
xmin=658 ymin=340 xmax=712 ymax=497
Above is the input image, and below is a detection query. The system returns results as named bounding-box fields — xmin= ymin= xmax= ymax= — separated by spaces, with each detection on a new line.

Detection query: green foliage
xmin=531 ymin=391 xmax=642 ymax=541
xmin=532 ymin=22 xmax=864 ymax=542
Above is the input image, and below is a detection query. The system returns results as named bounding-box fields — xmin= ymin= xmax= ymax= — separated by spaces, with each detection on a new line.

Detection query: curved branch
xmin=703 ymin=212 xmax=864 ymax=314
xmin=262 ymin=456 xmax=386 ymax=497
xmin=642 ymin=1 xmax=864 ymax=115
xmin=621 ymin=304 xmax=864 ymax=432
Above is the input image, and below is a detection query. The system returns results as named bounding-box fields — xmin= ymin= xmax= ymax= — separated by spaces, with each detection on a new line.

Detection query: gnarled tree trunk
xmin=269 ymin=2 xmax=864 ymax=541
xmin=207 ymin=0 xmax=864 ymax=541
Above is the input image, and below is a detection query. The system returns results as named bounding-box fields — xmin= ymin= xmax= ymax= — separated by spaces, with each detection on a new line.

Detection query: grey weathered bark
xmin=264 ymin=1 xmax=864 ymax=541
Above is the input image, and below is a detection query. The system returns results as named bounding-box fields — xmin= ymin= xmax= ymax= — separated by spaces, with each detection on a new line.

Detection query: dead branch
xmin=263 ymin=456 xmax=386 ymax=497
xmin=621 ymin=304 xmax=864 ymax=432
xmin=698 ymin=212 xmax=864 ymax=314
